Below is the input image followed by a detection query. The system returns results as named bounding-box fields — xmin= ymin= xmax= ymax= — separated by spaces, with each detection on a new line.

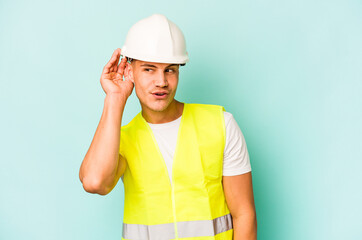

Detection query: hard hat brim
xmin=121 ymin=48 xmax=189 ymax=64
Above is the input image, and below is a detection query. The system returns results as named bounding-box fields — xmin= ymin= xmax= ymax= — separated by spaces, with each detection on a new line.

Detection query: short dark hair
xmin=126 ymin=57 xmax=134 ymax=63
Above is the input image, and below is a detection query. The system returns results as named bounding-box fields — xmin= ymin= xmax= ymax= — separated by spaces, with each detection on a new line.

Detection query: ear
xmin=124 ymin=63 xmax=134 ymax=83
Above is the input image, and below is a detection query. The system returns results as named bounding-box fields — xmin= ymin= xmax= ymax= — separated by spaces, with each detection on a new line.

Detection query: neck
xmin=141 ymin=100 xmax=184 ymax=124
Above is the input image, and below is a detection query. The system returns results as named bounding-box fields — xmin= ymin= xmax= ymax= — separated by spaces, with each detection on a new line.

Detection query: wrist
xmin=104 ymin=93 xmax=127 ymax=108
xmin=106 ymin=92 xmax=127 ymax=102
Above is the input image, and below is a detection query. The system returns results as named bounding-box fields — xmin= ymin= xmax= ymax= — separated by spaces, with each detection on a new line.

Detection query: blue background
xmin=1 ymin=0 xmax=361 ymax=239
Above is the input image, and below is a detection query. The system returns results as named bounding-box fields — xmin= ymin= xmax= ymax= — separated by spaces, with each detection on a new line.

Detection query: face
xmin=125 ymin=59 xmax=180 ymax=113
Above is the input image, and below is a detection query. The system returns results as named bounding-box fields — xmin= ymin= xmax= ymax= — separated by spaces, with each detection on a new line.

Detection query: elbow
xmin=81 ymin=177 xmax=110 ymax=195
xmin=79 ymin=163 xmax=112 ymax=195
xmin=232 ymin=211 xmax=257 ymax=239
xmin=232 ymin=209 xmax=257 ymax=221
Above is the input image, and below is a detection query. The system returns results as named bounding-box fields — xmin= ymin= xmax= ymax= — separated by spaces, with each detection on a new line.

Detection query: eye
xmin=144 ymin=68 xmax=153 ymax=72
xmin=165 ymin=68 xmax=175 ymax=73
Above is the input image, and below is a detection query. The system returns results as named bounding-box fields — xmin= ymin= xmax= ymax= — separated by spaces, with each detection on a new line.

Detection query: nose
xmin=154 ymin=72 xmax=168 ymax=87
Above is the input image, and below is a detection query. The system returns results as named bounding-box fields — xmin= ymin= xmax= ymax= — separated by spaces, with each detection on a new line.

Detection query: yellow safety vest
xmin=119 ymin=103 xmax=233 ymax=239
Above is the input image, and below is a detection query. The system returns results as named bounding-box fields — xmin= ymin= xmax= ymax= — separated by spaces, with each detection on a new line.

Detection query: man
xmin=79 ymin=14 xmax=257 ymax=240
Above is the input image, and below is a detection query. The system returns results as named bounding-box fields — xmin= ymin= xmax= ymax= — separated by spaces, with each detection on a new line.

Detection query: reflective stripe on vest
xmin=122 ymin=213 xmax=233 ymax=239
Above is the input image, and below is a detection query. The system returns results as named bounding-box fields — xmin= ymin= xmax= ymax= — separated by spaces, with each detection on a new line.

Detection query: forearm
xmin=233 ymin=213 xmax=257 ymax=240
xmin=79 ymin=93 xmax=126 ymax=194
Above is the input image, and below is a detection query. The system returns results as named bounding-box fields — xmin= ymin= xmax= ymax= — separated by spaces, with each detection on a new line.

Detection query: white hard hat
xmin=121 ymin=14 xmax=189 ymax=64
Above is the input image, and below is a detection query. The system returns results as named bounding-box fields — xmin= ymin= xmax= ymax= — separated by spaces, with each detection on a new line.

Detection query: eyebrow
xmin=140 ymin=64 xmax=178 ymax=68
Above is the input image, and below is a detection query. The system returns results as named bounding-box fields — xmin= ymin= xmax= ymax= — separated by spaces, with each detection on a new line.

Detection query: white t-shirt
xmin=144 ymin=111 xmax=252 ymax=183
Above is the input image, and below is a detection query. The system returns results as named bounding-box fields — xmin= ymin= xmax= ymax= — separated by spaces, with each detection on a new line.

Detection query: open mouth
xmin=152 ymin=92 xmax=168 ymax=99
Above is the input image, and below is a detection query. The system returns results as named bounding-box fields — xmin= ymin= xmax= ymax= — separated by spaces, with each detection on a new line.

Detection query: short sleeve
xmin=222 ymin=111 xmax=252 ymax=176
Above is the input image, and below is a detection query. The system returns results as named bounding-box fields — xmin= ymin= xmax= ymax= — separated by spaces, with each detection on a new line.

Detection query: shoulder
xmin=186 ymin=103 xmax=226 ymax=126
xmin=120 ymin=112 xmax=142 ymax=133
xmin=186 ymin=102 xmax=226 ymax=113
xmin=223 ymin=111 xmax=233 ymax=124
xmin=223 ymin=111 xmax=244 ymax=138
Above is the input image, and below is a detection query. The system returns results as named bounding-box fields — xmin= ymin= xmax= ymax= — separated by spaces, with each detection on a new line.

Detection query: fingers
xmin=117 ymin=56 xmax=128 ymax=76
xmin=112 ymin=50 xmax=121 ymax=72
xmin=102 ymin=48 xmax=121 ymax=74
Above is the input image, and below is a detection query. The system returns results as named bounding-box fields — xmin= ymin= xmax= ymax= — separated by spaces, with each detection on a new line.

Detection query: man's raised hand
xmin=100 ymin=48 xmax=134 ymax=100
